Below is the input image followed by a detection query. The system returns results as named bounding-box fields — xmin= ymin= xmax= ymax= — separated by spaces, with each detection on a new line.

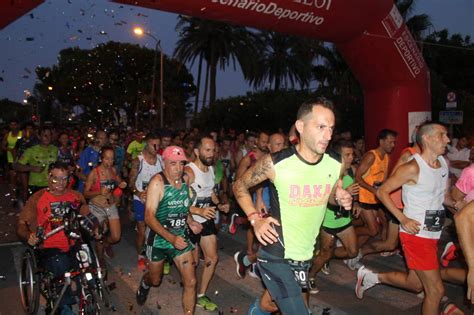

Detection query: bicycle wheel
xmin=18 ymin=248 xmax=40 ymax=315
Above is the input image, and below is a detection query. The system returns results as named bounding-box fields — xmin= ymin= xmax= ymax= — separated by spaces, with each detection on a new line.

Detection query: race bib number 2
xmin=423 ymin=210 xmax=445 ymax=232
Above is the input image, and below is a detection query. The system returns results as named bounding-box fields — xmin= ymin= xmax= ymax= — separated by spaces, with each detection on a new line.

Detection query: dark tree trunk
xmin=194 ymin=54 xmax=203 ymax=117
xmin=202 ymin=62 xmax=210 ymax=109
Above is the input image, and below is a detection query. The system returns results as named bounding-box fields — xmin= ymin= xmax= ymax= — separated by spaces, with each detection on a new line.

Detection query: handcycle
xmin=18 ymin=204 xmax=113 ymax=314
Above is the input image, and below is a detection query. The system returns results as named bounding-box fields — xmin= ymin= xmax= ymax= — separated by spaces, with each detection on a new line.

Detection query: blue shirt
xmin=78 ymin=146 xmax=100 ymax=192
xmin=252 ymin=182 xmax=270 ymax=210
xmin=114 ymin=146 xmax=125 ymax=176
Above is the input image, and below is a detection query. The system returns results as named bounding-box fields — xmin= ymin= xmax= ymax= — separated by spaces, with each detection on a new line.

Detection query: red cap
xmin=162 ymin=146 xmax=187 ymax=162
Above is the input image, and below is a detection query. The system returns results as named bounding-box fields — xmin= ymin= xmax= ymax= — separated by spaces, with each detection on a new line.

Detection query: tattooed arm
xmin=233 ymin=154 xmax=279 ymax=245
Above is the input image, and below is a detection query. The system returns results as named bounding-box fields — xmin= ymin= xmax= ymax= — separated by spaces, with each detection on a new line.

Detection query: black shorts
xmin=382 ymin=207 xmax=399 ymax=224
xmin=233 ymin=201 xmax=247 ymax=217
xmin=322 ymin=222 xmax=353 ymax=236
xmin=360 ymin=202 xmax=398 ymax=224
xmin=188 ymin=219 xmax=217 ymax=245
xmin=359 ymin=202 xmax=380 ymax=211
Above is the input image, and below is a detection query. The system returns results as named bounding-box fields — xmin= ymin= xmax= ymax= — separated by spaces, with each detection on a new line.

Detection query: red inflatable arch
xmin=115 ymin=0 xmax=430 ymax=159
xmin=0 ymin=0 xmax=43 ymax=30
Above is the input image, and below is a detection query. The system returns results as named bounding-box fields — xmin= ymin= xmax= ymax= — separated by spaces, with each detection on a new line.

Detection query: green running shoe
xmin=196 ymin=295 xmax=218 ymax=311
xmin=163 ymin=261 xmax=170 ymax=275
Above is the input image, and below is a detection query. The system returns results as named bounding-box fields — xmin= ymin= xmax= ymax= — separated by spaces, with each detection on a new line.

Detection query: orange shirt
xmin=389 ymin=147 xmax=418 ymax=209
xmin=359 ymin=149 xmax=389 ymax=204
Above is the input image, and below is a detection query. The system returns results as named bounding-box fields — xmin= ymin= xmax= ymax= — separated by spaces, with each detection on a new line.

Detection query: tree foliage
xmin=34 ymin=41 xmax=195 ymax=127
xmin=422 ymin=29 xmax=474 ymax=135
xmin=424 ymin=30 xmax=474 ymax=94
xmin=0 ymin=99 xmax=31 ymax=124
xmin=192 ymin=88 xmax=363 ymax=135
xmin=174 ymin=16 xmax=260 ymax=107
xmin=396 ymin=0 xmax=433 ymax=41
xmin=249 ymin=31 xmax=319 ymax=91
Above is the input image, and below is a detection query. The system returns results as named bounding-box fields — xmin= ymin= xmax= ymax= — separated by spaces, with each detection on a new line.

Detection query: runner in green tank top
xmin=308 ymin=140 xmax=362 ymax=294
xmin=146 ymin=173 xmax=190 ymax=249
xmin=234 ymin=99 xmax=353 ymax=315
xmin=136 ymin=146 xmax=203 ymax=315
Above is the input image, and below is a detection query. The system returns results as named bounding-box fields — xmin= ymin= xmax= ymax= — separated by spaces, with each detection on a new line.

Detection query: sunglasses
xmin=49 ymin=175 xmax=69 ymax=183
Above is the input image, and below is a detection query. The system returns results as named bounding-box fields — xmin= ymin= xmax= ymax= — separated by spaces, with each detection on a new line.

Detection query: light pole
xmin=133 ymin=27 xmax=164 ymax=128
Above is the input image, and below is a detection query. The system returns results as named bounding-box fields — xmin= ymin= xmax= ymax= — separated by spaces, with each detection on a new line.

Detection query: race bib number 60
xmin=288 ymin=260 xmax=311 ymax=289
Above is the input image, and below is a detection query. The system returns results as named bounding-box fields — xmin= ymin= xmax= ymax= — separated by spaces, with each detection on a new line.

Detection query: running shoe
xmin=136 ymin=281 xmax=150 ymax=305
xmin=137 ymin=256 xmax=147 ymax=271
xmin=229 ymin=213 xmax=239 ymax=234
xmin=219 ymin=223 xmax=229 ymax=233
xmin=104 ymin=243 xmax=114 ymax=259
xmin=320 ymin=262 xmax=330 ymax=275
xmin=441 ymin=242 xmax=457 ymax=267
xmin=248 ymin=263 xmax=261 ymax=279
xmin=163 ymin=261 xmax=170 ymax=275
xmin=380 ymin=249 xmax=400 ymax=257
xmin=308 ymin=278 xmax=319 ymax=294
xmin=441 ymin=299 xmax=463 ymax=315
xmin=248 ymin=299 xmax=270 ymax=315
xmin=344 ymin=251 xmax=363 ymax=270
xmin=196 ymin=295 xmax=218 ymax=311
xmin=355 ymin=266 xmax=377 ymax=299
xmin=234 ymin=251 xmax=246 ymax=278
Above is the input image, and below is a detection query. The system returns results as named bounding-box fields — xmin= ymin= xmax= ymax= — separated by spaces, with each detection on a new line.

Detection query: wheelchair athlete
xmin=17 ymin=161 xmax=91 ymax=314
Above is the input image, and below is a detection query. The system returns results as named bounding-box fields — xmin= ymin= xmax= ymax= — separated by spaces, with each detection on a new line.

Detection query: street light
xmin=133 ymin=26 xmax=164 ymax=128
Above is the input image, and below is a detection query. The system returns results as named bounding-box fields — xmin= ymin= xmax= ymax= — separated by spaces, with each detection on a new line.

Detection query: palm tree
xmin=175 ymin=17 xmax=204 ymax=116
xmin=312 ymin=45 xmax=360 ymax=97
xmin=396 ymin=0 xmax=433 ymax=42
xmin=249 ymin=31 xmax=317 ymax=91
xmin=174 ymin=16 xmax=260 ymax=108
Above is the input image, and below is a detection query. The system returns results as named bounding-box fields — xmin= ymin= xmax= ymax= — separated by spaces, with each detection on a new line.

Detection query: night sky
xmin=1 ymin=0 xmax=473 ymax=104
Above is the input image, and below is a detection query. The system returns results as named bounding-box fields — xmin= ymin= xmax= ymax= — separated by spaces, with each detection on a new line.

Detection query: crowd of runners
xmin=2 ymin=97 xmax=474 ymax=314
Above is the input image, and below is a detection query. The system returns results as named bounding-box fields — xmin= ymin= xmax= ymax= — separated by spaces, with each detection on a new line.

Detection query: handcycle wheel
xmin=79 ymin=276 xmax=109 ymax=315
xmin=85 ymin=241 xmax=112 ymax=313
xmin=92 ymin=241 xmax=112 ymax=305
xmin=18 ymin=247 xmax=40 ymax=315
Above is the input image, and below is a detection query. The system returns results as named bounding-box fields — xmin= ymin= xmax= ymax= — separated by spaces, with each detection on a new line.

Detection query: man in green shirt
xmin=16 ymin=127 xmax=58 ymax=195
xmin=126 ymin=130 xmax=146 ymax=162
xmin=233 ymin=98 xmax=353 ymax=314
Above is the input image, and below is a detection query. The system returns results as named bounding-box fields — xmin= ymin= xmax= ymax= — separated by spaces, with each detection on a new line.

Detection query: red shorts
xmin=399 ymin=232 xmax=439 ymax=270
